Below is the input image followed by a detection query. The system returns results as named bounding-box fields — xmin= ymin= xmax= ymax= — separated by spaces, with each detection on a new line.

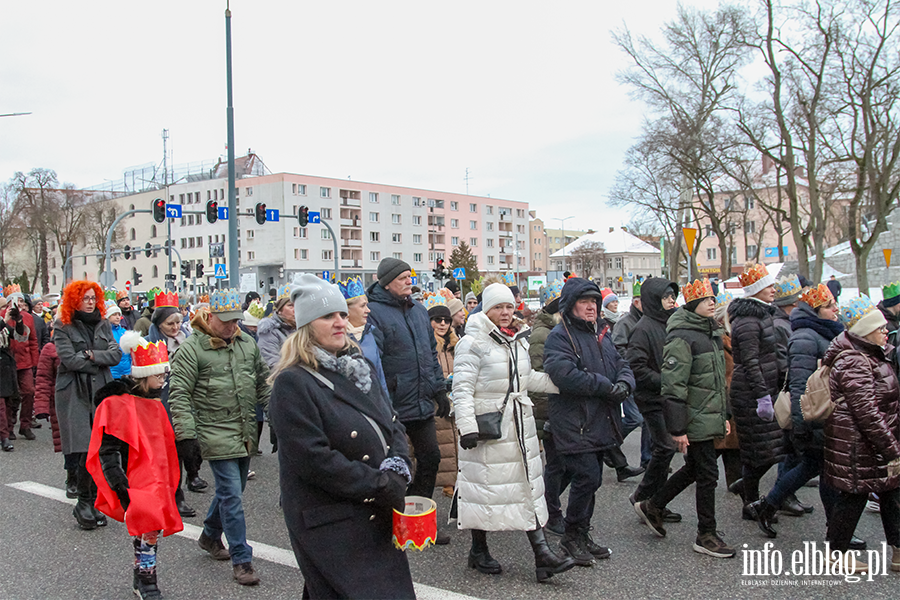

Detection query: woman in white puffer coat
xmin=453 ymin=284 xmax=576 ymax=584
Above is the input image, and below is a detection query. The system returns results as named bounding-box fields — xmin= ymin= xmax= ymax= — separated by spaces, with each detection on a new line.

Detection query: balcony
xmin=340 ymin=218 xmax=361 ymax=228
xmin=341 ymin=239 xmax=362 ymax=248
xmin=498 ymin=230 xmax=512 ymax=238
xmin=341 ymin=259 xmax=362 ymax=269
xmin=341 ymin=197 xmax=361 ymax=208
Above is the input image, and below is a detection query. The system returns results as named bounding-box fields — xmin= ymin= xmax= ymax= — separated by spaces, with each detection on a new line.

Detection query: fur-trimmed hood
xmin=727 ymin=296 xmax=775 ymax=320
xmin=257 ymin=313 xmax=294 ymax=338
xmin=93 ymin=377 xmax=142 ymax=406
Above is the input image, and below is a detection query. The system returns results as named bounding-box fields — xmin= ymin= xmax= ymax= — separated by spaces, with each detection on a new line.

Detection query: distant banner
xmin=764 ymin=246 xmax=789 ymax=258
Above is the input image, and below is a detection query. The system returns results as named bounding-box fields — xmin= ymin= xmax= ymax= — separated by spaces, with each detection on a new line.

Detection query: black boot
xmin=527 ymin=528 xmax=576 ymax=583
xmin=89 ymin=479 xmax=107 ymax=526
xmin=65 ymin=468 xmax=77 ymax=499
xmin=781 ymin=492 xmax=813 ymax=515
xmin=560 ymin=525 xmax=595 ymax=566
xmin=467 ymin=530 xmax=502 ymax=575
xmin=72 ymin=465 xmax=97 ymax=530
xmin=133 ymin=567 xmax=162 ymax=599
xmin=749 ymin=497 xmax=778 ymax=538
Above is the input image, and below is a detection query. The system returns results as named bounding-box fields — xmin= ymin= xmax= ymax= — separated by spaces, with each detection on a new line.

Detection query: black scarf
xmin=74 ymin=309 xmax=102 ymax=326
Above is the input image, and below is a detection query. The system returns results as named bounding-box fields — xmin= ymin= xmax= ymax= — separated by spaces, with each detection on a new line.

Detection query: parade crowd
xmin=2 ymin=256 xmax=900 ymax=599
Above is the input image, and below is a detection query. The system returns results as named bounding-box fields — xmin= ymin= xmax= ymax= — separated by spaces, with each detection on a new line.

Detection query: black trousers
xmin=650 ymin=440 xmax=719 ymax=535
xmin=542 ymin=432 xmax=571 ymax=520
xmin=633 ymin=409 xmax=676 ymax=503
xmin=741 ymin=462 xmax=779 ymax=504
xmin=403 ymin=416 xmax=441 ymax=499
xmin=561 ymin=451 xmax=605 ymax=530
xmin=827 ymin=487 xmax=900 ymax=552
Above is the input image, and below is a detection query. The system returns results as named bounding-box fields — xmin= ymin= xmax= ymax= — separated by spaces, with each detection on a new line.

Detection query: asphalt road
xmin=2 ymin=425 xmax=897 ymax=599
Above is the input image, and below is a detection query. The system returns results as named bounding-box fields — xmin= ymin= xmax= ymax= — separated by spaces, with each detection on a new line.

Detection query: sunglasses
xmin=432 ymin=317 xmax=451 ymax=324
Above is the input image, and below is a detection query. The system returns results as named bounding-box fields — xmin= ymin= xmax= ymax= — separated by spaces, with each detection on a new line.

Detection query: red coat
xmin=86 ymin=393 xmax=183 ymax=536
xmin=34 ymin=342 xmax=61 ymax=452
xmin=2 ymin=309 xmax=39 ymax=370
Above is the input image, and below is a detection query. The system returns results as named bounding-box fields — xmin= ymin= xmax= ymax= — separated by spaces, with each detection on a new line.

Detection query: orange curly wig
xmin=60 ymin=280 xmax=106 ymax=325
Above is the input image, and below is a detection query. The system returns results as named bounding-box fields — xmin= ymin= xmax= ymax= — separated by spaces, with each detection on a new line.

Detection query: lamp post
xmin=554 ymin=216 xmax=574 ymax=274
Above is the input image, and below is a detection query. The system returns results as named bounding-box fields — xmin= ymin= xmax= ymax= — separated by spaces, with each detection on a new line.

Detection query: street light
xmin=554 ymin=216 xmax=575 ymax=274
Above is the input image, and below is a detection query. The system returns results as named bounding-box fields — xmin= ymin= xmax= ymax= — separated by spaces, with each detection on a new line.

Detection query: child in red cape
xmin=86 ymin=330 xmax=182 ymax=600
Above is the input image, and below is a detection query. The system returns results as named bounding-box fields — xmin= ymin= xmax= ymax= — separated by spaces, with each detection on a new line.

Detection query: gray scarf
xmin=313 ymin=347 xmax=372 ymax=394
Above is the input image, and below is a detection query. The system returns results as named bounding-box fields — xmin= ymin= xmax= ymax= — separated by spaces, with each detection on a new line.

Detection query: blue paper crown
xmin=774 ymin=274 xmax=802 ymax=299
xmin=423 ymin=293 xmax=447 ymax=310
xmin=840 ymin=296 xmax=877 ymax=329
xmin=338 ymin=276 xmax=366 ymax=301
xmin=715 ymin=290 xmax=735 ymax=307
xmin=210 ymin=288 xmax=242 ymax=313
xmin=541 ymin=280 xmax=564 ymax=305
xmin=277 ymin=284 xmax=292 ymax=300
xmin=502 ymin=273 xmax=516 ymax=286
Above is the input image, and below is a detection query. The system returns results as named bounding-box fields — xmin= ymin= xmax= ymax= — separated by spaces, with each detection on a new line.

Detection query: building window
xmin=451 ymin=236 xmax=459 ymax=245
xmin=370 ymin=212 xmax=380 ymax=223
xmin=707 ymin=247 xmax=717 ymax=261
xmin=413 ymin=216 xmax=422 ymax=226
xmin=323 ymin=250 xmax=333 ymax=260
xmin=745 ymin=196 xmax=755 ymax=210
xmin=470 ymin=238 xmax=478 ymax=246
xmin=746 ymin=244 xmax=758 ymax=259
xmin=370 ymin=231 xmax=380 ymax=242
xmin=247 ymin=251 xmax=256 ymax=261
xmin=392 ymin=252 xmax=402 ymax=260
xmin=615 ymin=257 xmax=622 ymax=269
xmin=745 ymin=221 xmax=756 ymax=234
xmin=517 ymin=209 xmax=525 ymax=218
xmin=450 ymin=201 xmax=458 ymax=211
xmin=469 ymin=203 xmax=477 ymax=212
xmin=391 ymin=194 xmax=400 ymax=205
xmin=451 ymin=219 xmax=459 ymax=229
xmin=487 ymin=256 xmax=495 ymax=265
xmin=130 ymin=228 xmax=136 ymax=241
xmin=392 ymin=233 xmax=402 ymax=243
xmin=470 ymin=221 xmax=477 ymax=230
xmin=369 ymin=192 xmax=379 ymax=203
xmin=486 ymin=222 xmax=494 ymax=232
xmin=320 ymin=187 xmax=331 ymax=198
xmin=294 ymin=248 xmax=308 ymax=260
xmin=413 ymin=196 xmax=424 ymax=207
xmin=392 ymin=214 xmax=401 ymax=225
xmin=517 ymin=225 xmax=525 ymax=234
xmin=413 ymin=234 xmax=422 ymax=244
xmin=321 ymin=229 xmax=332 ymax=240
xmin=486 ymin=205 xmax=493 ymax=215
xmin=299 ymin=184 xmax=307 ymax=195
xmin=729 ymin=246 xmax=738 ymax=262
xmin=414 ymin=253 xmax=423 ymax=262
xmin=151 ymin=265 xmax=158 ymax=278
xmin=294 ymin=227 xmax=307 ymax=239
xmin=247 ymin=230 xmax=255 ymax=239
xmin=486 ymin=239 xmax=494 ymax=248
xmin=705 ymin=225 xmax=715 ymax=237
xmin=370 ymin=251 xmax=381 ymax=262
xmin=246 ymin=187 xmax=253 ymax=196
xmin=321 ymin=208 xmax=332 ymax=219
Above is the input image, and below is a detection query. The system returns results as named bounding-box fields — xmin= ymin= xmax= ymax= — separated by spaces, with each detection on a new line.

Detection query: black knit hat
xmin=444 ymin=281 xmax=459 ymax=294
xmin=428 ymin=305 xmax=452 ymax=320
xmin=377 ymin=258 xmax=412 ymax=287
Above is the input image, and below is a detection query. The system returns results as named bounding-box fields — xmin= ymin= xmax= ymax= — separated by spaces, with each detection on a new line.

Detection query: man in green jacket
xmin=634 ymin=279 xmax=734 ymax=559
xmin=168 ymin=289 xmax=271 ymax=586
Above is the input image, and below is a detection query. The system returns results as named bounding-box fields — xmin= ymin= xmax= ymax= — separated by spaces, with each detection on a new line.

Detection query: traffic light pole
xmin=225 ymin=3 xmax=239 ymax=289
xmin=105 ymin=209 xmax=150 ymax=277
xmin=319 ymin=218 xmax=340 ymax=282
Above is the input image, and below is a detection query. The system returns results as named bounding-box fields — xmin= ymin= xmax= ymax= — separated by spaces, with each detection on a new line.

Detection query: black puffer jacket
xmin=611 ymin=302 xmax=642 ymax=353
xmin=773 ymin=306 xmax=791 ymax=375
xmin=787 ymin=303 xmax=845 ymax=443
xmin=728 ymin=296 xmax=785 ymax=468
xmin=528 ymin=310 xmax=557 ymax=432
xmin=824 ymin=332 xmax=900 ymax=494
xmin=366 ymin=282 xmax=445 ymax=423
xmin=625 ymin=278 xmax=678 ymax=414
xmin=544 ymin=278 xmax=635 ymax=455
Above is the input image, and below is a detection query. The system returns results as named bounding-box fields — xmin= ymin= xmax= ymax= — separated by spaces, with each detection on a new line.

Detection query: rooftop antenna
xmin=464 ymin=167 xmax=473 ymax=195
xmin=161 ymin=129 xmax=170 ymax=186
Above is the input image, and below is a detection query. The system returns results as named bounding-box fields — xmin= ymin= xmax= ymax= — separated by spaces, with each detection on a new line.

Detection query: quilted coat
xmin=728 ymin=296 xmax=785 ymax=468
xmin=33 ymin=342 xmax=62 ymax=452
xmin=452 ymin=311 xmax=557 ymax=531
xmin=823 ymin=331 xmax=900 ymax=495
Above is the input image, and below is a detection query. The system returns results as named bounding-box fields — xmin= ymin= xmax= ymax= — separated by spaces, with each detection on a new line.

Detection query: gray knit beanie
xmin=377 ymin=258 xmax=411 ymax=287
xmin=291 ymin=273 xmax=349 ymax=328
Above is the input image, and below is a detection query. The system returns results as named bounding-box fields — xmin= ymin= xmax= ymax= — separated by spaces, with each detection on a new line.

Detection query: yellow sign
xmin=884 ymin=249 xmax=892 ymax=268
xmin=410 ymin=269 xmax=417 ymax=277
xmin=682 ymin=227 xmax=699 ymax=256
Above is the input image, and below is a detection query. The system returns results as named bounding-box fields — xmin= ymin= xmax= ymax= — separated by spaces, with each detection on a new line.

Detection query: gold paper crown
xmin=115 ymin=290 xmax=129 ymax=301
xmin=682 ymin=279 xmax=715 ymax=303
xmin=210 ymin=289 xmax=241 ymax=313
xmin=154 ymin=291 xmax=179 ymax=309
xmin=739 ymin=264 xmax=769 ymax=288
xmin=4 ymin=284 xmax=21 ymax=296
xmin=199 ymin=294 xmax=210 ymax=304
xmin=422 ymin=292 xmax=448 ymax=310
xmin=800 ymin=284 xmax=834 ymax=309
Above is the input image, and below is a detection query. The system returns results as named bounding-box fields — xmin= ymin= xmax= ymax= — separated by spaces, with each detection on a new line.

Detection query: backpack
xmin=800 ymin=350 xmax=856 ymax=423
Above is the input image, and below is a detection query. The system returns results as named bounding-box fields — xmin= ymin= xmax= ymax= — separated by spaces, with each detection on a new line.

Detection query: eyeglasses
xmin=432 ymin=317 xmax=451 ymax=324
xmin=82 ymin=296 xmax=97 ymax=303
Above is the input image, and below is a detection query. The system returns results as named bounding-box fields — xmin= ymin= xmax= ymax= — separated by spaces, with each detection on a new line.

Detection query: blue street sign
xmin=217 ymin=206 xmax=229 ymax=220
xmin=322 ymin=270 xmax=331 ymax=281
xmin=265 ymin=209 xmax=280 ymax=222
xmin=214 ymin=264 xmax=227 ymax=279
xmin=411 ymin=276 xmax=418 ymax=285
xmin=453 ymin=267 xmax=466 ymax=280
xmin=764 ymin=246 xmax=789 ymax=258
xmin=165 ymin=204 xmax=182 ymax=219
xmin=308 ymin=211 xmax=321 ymax=224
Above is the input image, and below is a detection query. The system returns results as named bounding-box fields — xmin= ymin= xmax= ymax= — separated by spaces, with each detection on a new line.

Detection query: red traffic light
xmin=152 ymin=198 xmax=166 ymax=223
xmin=255 ymin=202 xmax=266 ymax=225
xmin=206 ymin=200 xmax=218 ymax=224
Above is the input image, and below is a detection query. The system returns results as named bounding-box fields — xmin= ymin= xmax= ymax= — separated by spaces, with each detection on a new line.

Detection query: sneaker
xmin=634 ymin=501 xmax=666 ymax=537
xmin=18 ymin=428 xmax=35 ymax=441
xmin=198 ymin=531 xmax=231 ymax=561
xmin=232 ymin=562 xmax=260 ymax=586
xmin=247 ymin=470 xmax=256 ymax=480
xmin=560 ymin=533 xmax=595 ymax=567
xmin=580 ymin=528 xmax=611 ymax=560
xmin=826 ymin=551 xmax=868 ymax=574
xmin=892 ymin=545 xmax=900 ymax=572
xmin=661 ymin=508 xmax=682 ymax=523
xmin=1 ymin=438 xmax=12 ymax=452
xmin=693 ymin=532 xmax=736 ymax=558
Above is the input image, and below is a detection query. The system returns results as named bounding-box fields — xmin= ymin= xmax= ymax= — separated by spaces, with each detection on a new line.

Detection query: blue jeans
xmin=622 ymin=397 xmax=652 ymax=466
xmin=204 ymin=456 xmax=252 ymax=565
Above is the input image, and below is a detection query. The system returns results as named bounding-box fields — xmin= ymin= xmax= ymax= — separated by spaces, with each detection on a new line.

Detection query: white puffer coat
xmin=452 ymin=312 xmax=558 ymax=531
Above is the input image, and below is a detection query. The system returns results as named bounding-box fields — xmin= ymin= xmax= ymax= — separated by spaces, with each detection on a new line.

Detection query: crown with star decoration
xmin=682 ymin=278 xmax=715 ymax=303
xmin=800 ymin=284 xmax=834 ymax=309
xmin=542 ymin=280 xmax=564 ymax=305
xmin=337 ymin=276 xmax=366 ymax=301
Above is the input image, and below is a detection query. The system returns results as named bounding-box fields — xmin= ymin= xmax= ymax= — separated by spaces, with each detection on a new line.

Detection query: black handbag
xmin=475 ymin=401 xmax=507 ymax=440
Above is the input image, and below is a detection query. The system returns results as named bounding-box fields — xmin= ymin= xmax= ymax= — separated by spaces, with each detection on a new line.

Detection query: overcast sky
xmin=1 ymin=0 xmax=719 ymax=229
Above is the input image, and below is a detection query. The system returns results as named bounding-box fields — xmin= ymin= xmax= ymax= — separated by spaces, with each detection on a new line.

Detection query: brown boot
xmin=233 ymin=562 xmax=260 ymax=586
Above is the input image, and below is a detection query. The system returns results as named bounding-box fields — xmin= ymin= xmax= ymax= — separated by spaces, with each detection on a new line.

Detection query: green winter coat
xmin=661 ymin=307 xmax=727 ymax=442
xmin=168 ymin=319 xmax=271 ymax=460
xmin=529 ymin=310 xmax=557 ymax=433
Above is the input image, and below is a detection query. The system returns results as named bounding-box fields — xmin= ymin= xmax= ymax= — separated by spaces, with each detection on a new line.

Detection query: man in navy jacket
xmin=544 ymin=277 xmax=635 ymax=565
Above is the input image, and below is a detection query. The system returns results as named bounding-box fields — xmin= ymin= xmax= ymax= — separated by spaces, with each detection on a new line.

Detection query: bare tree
xmin=11 ymin=168 xmax=59 ymax=294
xmin=569 ymin=241 xmax=607 ymax=280
xmin=0 ymin=183 xmax=17 ymax=282
xmin=46 ymin=184 xmax=89 ymax=275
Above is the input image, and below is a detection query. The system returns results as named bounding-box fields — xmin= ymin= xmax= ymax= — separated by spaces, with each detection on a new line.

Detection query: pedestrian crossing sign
xmin=214 ymin=264 xmax=227 ymax=279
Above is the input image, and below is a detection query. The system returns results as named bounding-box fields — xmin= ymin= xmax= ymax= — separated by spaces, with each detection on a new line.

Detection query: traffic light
xmin=255 ymin=202 xmax=266 ymax=225
xmin=196 ymin=263 xmax=204 ymax=278
xmin=152 ymin=198 xmax=166 ymax=223
xmin=206 ymin=200 xmax=218 ymax=224
xmin=163 ymin=240 xmax=171 ymax=257
xmin=123 ymin=245 xmax=131 ymax=260
xmin=433 ymin=259 xmax=445 ymax=280
xmin=181 ymin=261 xmax=191 ymax=278
xmin=298 ymin=205 xmax=309 ymax=227
xmin=144 ymin=242 xmax=153 ymax=258
xmin=132 ymin=268 xmax=143 ymax=287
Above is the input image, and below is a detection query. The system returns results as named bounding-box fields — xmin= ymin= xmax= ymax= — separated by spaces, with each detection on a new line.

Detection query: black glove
xmin=459 ymin=432 xmax=479 ymax=450
xmin=8 ymin=305 xmax=20 ymax=321
xmin=609 ymin=382 xmax=630 ymax=403
xmin=374 ymin=471 xmax=407 ymax=512
xmin=114 ymin=485 xmax=131 ymax=511
xmin=434 ymin=390 xmax=451 ymax=419
xmin=175 ymin=438 xmax=203 ymax=470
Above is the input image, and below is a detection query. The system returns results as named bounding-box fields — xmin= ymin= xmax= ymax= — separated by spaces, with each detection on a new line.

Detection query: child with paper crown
xmin=86 ymin=331 xmax=183 ymax=600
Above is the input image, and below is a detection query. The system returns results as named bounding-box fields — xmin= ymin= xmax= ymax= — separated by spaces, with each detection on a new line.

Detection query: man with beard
xmin=116 ymin=292 xmax=139 ymax=331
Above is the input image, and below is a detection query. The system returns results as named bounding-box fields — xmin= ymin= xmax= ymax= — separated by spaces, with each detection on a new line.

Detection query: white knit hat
xmin=482 ymin=283 xmax=515 ymax=312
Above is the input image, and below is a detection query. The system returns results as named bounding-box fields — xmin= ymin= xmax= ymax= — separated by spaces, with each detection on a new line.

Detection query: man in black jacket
xmin=543 ymin=278 xmax=635 ymax=565
xmin=626 ymin=278 xmax=680 ymax=518
xmin=367 ymin=258 xmax=451 ymax=542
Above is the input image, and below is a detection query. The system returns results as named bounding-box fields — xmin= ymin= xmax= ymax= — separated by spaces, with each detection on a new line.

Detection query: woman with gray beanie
xmin=269 ymin=274 xmax=415 ymax=599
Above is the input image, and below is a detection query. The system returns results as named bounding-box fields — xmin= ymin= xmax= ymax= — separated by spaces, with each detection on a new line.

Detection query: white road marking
xmin=7 ymin=481 xmax=481 ymax=600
